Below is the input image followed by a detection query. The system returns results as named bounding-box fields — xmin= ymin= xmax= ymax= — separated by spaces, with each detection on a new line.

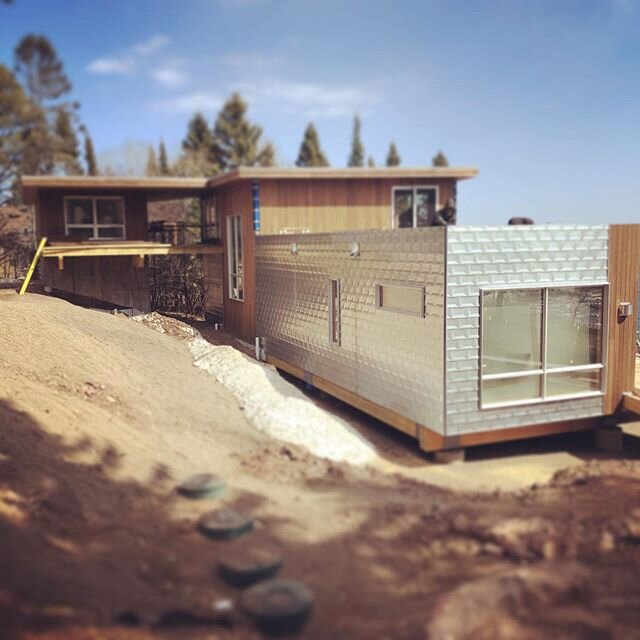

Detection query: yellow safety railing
xmin=19 ymin=236 xmax=47 ymax=296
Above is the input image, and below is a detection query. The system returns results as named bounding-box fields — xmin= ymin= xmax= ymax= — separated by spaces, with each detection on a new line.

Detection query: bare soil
xmin=1 ymin=291 xmax=639 ymax=640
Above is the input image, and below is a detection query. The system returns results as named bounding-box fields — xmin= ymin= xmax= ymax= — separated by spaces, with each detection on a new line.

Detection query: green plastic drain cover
xmin=177 ymin=473 xmax=226 ymax=499
xmin=219 ymin=544 xmax=283 ymax=588
xmin=198 ymin=508 xmax=253 ymax=540
xmin=241 ymin=579 xmax=313 ymax=634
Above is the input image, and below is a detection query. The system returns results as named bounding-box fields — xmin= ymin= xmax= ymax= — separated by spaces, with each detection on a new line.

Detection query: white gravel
xmin=133 ymin=314 xmax=377 ymax=465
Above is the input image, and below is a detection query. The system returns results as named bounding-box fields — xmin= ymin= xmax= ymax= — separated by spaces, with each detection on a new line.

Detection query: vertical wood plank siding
xmin=605 ymin=224 xmax=640 ymax=413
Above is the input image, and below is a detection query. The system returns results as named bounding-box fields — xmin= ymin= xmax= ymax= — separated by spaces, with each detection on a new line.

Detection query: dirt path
xmin=1 ymin=292 xmax=640 ymax=639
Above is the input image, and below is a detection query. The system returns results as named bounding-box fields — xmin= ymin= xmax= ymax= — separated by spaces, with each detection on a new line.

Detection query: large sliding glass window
xmin=392 ymin=186 xmax=438 ymax=228
xmin=480 ymin=285 xmax=606 ymax=408
xmin=227 ymin=215 xmax=244 ymax=301
xmin=64 ymin=196 xmax=126 ymax=239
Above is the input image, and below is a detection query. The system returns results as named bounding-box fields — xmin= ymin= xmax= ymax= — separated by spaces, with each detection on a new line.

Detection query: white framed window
xmin=391 ymin=186 xmax=439 ymax=228
xmin=480 ymin=284 xmax=607 ymax=409
xmin=227 ymin=215 xmax=244 ymax=302
xmin=376 ymin=283 xmax=425 ymax=317
xmin=64 ymin=196 xmax=126 ymax=240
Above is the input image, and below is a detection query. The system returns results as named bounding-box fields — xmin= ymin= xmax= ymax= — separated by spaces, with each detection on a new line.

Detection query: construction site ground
xmin=1 ymin=290 xmax=639 ymax=640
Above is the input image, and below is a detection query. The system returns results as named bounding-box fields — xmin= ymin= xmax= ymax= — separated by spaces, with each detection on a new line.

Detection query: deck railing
xmin=148 ymin=221 xmax=220 ymax=246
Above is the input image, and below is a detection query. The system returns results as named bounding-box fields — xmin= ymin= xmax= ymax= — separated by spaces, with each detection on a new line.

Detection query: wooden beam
xmin=41 ymin=243 xmax=224 ymax=258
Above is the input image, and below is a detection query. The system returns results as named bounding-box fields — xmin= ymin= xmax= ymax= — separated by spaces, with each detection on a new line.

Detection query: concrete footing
xmin=594 ymin=425 xmax=624 ymax=453
xmin=433 ymin=448 xmax=466 ymax=464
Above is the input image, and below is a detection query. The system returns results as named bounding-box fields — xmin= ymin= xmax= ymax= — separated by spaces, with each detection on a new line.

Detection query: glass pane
xmin=546 ymin=287 xmax=604 ymax=368
xmin=236 ymin=217 xmax=243 ymax=267
xmin=415 ymin=189 xmax=436 ymax=227
xmin=97 ymin=226 xmax=124 ymax=239
xmin=377 ymin=285 xmax=424 ymax=316
xmin=482 ymin=375 xmax=542 ymax=405
xmin=236 ymin=275 xmax=244 ymax=301
xmin=96 ymin=199 xmax=124 ymax=224
xmin=482 ymin=289 xmax=543 ymax=375
xmin=546 ymin=369 xmax=601 ymax=397
xmin=393 ymin=189 xmax=414 ymax=228
xmin=67 ymin=227 xmax=93 ymax=239
xmin=66 ymin=198 xmax=93 ymax=225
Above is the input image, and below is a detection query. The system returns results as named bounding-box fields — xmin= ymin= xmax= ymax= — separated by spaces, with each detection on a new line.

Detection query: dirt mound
xmin=1 ymin=292 xmax=640 ymax=639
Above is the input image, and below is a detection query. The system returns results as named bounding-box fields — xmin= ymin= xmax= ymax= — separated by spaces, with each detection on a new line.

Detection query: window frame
xmin=479 ymin=282 xmax=609 ymax=409
xmin=390 ymin=185 xmax=440 ymax=229
xmin=64 ymin=195 xmax=127 ymax=240
xmin=226 ymin=214 xmax=244 ymax=302
xmin=375 ymin=282 xmax=426 ymax=318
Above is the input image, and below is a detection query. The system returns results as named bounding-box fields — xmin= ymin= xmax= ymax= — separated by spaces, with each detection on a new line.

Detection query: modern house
xmin=21 ymin=168 xmax=640 ymax=454
xmin=22 ymin=166 xmax=477 ymax=339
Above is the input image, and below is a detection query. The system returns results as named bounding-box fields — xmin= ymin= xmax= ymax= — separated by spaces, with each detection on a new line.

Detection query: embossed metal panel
xmin=256 ymin=228 xmax=447 ymax=433
xmin=445 ymin=225 xmax=609 ymax=436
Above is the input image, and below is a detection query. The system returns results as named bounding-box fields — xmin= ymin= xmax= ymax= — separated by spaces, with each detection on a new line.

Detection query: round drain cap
xmin=241 ymin=579 xmax=313 ymax=634
xmin=177 ymin=473 xmax=226 ymax=500
xmin=219 ymin=544 xmax=283 ymax=588
xmin=198 ymin=508 xmax=253 ymax=540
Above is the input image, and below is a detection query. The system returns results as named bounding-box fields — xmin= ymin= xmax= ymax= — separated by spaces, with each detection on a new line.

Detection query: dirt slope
xmin=1 ymin=291 xmax=639 ymax=640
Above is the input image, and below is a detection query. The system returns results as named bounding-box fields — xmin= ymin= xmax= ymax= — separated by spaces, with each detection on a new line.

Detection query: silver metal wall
xmin=445 ymin=225 xmax=609 ymax=435
xmin=256 ymin=228 xmax=447 ymax=433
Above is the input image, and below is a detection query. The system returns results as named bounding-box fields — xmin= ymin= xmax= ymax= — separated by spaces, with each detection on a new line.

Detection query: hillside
xmin=1 ymin=291 xmax=640 ymax=639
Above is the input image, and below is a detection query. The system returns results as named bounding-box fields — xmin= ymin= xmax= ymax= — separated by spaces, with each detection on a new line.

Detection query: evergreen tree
xmin=13 ymin=35 xmax=72 ymax=106
xmin=158 ymin=140 xmax=170 ymax=175
xmin=367 ymin=156 xmax=376 ymax=167
xmin=53 ymin=108 xmax=82 ymax=174
xmin=210 ymin=92 xmax=275 ymax=171
xmin=0 ymin=64 xmax=44 ymax=203
xmin=386 ymin=142 xmax=401 ymax=167
xmin=81 ymin=126 xmax=98 ymax=175
xmin=182 ymin=112 xmax=213 ymax=153
xmin=432 ymin=150 xmax=449 ymax=167
xmin=347 ymin=114 xmax=365 ymax=167
xmin=295 ymin=122 xmax=329 ymax=167
xmin=145 ymin=145 xmax=159 ymax=176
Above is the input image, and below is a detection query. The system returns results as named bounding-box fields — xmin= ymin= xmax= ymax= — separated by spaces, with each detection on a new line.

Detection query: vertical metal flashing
xmin=443 ymin=224 xmax=448 ymax=437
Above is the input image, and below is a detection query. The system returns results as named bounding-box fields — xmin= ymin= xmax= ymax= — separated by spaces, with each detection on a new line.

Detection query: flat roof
xmin=21 ymin=166 xmax=479 ymax=203
xmin=21 ymin=176 xmax=208 ymax=204
xmin=206 ymin=166 xmax=479 ymax=187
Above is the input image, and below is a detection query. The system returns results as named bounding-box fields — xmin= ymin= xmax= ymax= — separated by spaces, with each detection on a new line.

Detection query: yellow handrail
xmin=19 ymin=236 xmax=47 ymax=296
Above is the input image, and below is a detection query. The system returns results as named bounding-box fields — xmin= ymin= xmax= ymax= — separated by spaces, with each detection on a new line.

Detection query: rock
xmin=198 ymin=508 xmax=253 ymax=540
xmin=177 ymin=473 xmax=226 ymax=500
xmin=219 ymin=543 xmax=283 ymax=588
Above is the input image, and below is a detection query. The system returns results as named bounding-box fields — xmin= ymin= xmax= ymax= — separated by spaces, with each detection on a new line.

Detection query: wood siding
xmin=605 ymin=224 xmax=640 ymax=413
xmin=42 ymin=256 xmax=150 ymax=310
xmin=258 ymin=178 xmax=456 ymax=235
xmin=37 ymin=189 xmax=148 ymax=242
xmin=217 ymin=180 xmax=255 ymax=340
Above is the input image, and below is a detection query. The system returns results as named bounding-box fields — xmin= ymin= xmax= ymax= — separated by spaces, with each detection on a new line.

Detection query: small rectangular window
xmin=227 ymin=215 xmax=244 ymax=301
xmin=328 ymin=278 xmax=340 ymax=345
xmin=392 ymin=186 xmax=438 ymax=228
xmin=376 ymin=284 xmax=425 ymax=317
xmin=65 ymin=196 xmax=126 ymax=240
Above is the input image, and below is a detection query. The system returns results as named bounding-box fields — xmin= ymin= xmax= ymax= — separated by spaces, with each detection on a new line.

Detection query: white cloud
xmin=219 ymin=52 xmax=282 ymax=71
xmin=152 ymin=67 xmax=189 ymax=89
xmin=239 ymin=80 xmax=378 ymax=118
xmin=134 ymin=34 xmax=170 ymax=56
xmin=151 ymin=91 xmax=222 ymax=113
xmin=86 ymin=34 xmax=171 ymax=77
xmin=86 ymin=56 xmax=135 ymax=75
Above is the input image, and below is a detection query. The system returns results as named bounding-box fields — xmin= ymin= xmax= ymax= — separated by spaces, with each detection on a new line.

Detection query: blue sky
xmin=1 ymin=0 xmax=639 ymax=224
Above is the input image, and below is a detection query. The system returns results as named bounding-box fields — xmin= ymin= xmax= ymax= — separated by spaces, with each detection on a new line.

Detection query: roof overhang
xmin=21 ymin=176 xmax=209 ymax=205
xmin=205 ymin=166 xmax=479 ymax=188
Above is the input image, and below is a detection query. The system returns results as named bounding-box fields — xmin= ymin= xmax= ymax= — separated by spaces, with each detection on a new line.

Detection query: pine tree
xmin=158 ymin=140 xmax=170 ymax=175
xmin=53 ymin=108 xmax=82 ymax=174
xmin=386 ymin=142 xmax=401 ymax=167
xmin=347 ymin=114 xmax=365 ymax=167
xmin=182 ymin=112 xmax=213 ymax=153
xmin=295 ymin=123 xmax=329 ymax=167
xmin=210 ymin=92 xmax=276 ymax=171
xmin=0 ymin=63 xmax=44 ymax=203
xmin=13 ymin=35 xmax=72 ymax=106
xmin=432 ymin=150 xmax=449 ymax=167
xmin=81 ymin=126 xmax=98 ymax=175
xmin=145 ymin=145 xmax=159 ymax=176
xmin=367 ymin=156 xmax=376 ymax=167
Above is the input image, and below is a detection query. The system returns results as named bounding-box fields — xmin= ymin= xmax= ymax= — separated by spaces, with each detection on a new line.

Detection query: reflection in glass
xmin=482 ymin=375 xmax=542 ymax=405
xmin=546 ymin=370 xmax=601 ymax=397
xmin=393 ymin=189 xmax=413 ymax=228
